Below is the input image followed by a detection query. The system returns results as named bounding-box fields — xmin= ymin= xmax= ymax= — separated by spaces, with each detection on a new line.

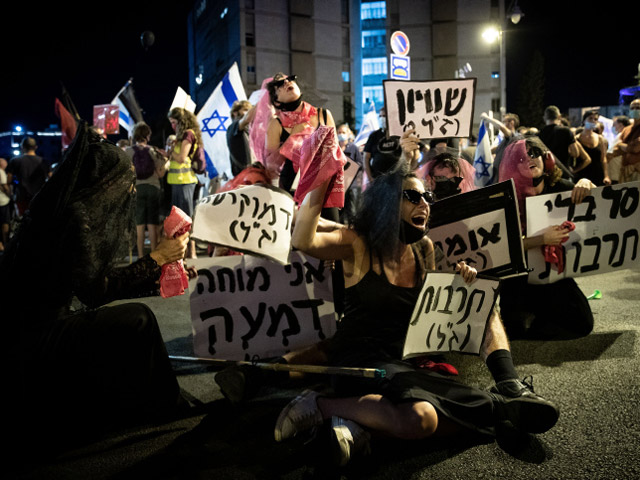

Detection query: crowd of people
xmin=2 ymin=71 xmax=639 ymax=469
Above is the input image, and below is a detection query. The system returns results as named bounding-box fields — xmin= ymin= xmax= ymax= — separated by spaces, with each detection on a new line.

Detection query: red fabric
xmin=159 ymin=206 xmax=192 ymax=298
xmin=55 ymin=98 xmax=77 ymax=150
xmin=218 ymin=165 xmax=272 ymax=193
xmin=542 ymin=221 xmax=575 ymax=274
xmin=412 ymin=356 xmax=459 ymax=376
xmin=292 ymin=125 xmax=346 ymax=208
xmin=277 ymin=102 xmax=317 ymax=128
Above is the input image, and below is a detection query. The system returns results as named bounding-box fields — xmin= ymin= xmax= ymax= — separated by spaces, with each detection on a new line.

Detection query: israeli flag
xmin=196 ymin=62 xmax=247 ymax=183
xmin=473 ymin=119 xmax=494 ymax=188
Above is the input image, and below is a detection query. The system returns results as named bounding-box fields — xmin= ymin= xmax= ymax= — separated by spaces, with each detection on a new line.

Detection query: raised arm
xmin=291 ymin=178 xmax=357 ymax=261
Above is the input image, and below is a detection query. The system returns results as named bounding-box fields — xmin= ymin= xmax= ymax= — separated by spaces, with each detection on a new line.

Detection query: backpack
xmin=131 ymin=145 xmax=155 ymax=179
xmin=191 ymin=144 xmax=206 ymax=174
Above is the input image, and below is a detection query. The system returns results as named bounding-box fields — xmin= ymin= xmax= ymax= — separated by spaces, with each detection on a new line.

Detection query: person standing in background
xmin=6 ymin=137 xmax=50 ymax=217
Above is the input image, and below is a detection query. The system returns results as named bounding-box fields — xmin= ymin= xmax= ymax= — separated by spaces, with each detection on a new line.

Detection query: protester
xmin=6 ymin=136 xmax=50 ymax=216
xmin=167 ymin=107 xmax=201 ymax=258
xmin=272 ymin=137 xmax=559 ymax=466
xmin=606 ymin=115 xmax=631 ymax=184
xmin=337 ymin=123 xmax=363 ymax=224
xmin=610 ymin=99 xmax=640 ymax=183
xmin=1 ymin=123 xmax=190 ymax=458
xmin=0 ymin=158 xmax=10 ymax=251
xmin=117 ymin=138 xmax=131 ymax=150
xmin=417 ymin=150 xmax=476 ymax=200
xmin=575 ymin=110 xmax=610 ymax=185
xmin=497 ymin=135 xmax=595 ymax=339
xmin=227 ymin=99 xmax=256 ymax=177
xmin=125 ymin=122 xmax=168 ymax=257
xmin=539 ymin=105 xmax=587 ymax=177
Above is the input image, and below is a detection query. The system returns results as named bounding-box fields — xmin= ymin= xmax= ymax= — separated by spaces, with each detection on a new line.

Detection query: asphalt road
xmin=9 ymin=264 xmax=640 ymax=480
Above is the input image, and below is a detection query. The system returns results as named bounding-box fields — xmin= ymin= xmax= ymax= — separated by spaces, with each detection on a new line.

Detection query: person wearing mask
xmin=610 ymin=99 xmax=640 ymax=183
xmin=539 ymin=105 xmax=589 ymax=177
xmin=575 ymin=110 xmax=609 ymax=185
xmin=606 ymin=115 xmax=632 ymax=184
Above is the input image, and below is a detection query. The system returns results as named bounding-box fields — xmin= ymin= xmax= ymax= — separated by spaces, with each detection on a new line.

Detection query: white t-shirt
xmin=0 ymin=169 xmax=10 ymax=207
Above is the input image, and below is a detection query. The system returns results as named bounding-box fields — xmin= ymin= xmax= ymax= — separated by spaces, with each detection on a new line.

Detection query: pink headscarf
xmin=416 ymin=154 xmax=477 ymax=194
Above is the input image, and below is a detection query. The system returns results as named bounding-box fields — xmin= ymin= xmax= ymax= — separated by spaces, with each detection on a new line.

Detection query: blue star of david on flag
xmin=474 ymin=156 xmax=491 ymax=179
xmin=201 ymin=110 xmax=229 ymax=138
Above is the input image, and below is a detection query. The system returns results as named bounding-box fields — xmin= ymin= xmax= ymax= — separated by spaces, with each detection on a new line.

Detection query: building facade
xmin=187 ymin=0 xmax=507 ymax=132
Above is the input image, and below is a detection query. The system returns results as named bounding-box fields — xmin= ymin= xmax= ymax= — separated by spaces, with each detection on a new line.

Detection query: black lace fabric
xmin=0 ymin=122 xmax=158 ymax=325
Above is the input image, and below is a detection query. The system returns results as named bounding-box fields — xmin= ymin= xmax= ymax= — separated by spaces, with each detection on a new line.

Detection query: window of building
xmin=245 ymin=12 xmax=255 ymax=47
xmin=362 ymin=57 xmax=387 ymax=76
xmin=361 ymin=1 xmax=386 ymax=20
xmin=363 ymin=86 xmax=384 ymax=107
xmin=362 ymin=29 xmax=386 ymax=49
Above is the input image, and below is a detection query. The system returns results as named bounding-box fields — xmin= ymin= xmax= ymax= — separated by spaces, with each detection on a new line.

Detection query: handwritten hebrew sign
xmin=526 ymin=181 xmax=640 ymax=284
xmin=402 ymin=273 xmax=499 ymax=358
xmin=191 ymin=184 xmax=295 ymax=265
xmin=188 ymin=252 xmax=337 ymax=361
xmin=428 ymin=180 xmax=527 ymax=277
xmin=383 ymin=78 xmax=476 ymax=139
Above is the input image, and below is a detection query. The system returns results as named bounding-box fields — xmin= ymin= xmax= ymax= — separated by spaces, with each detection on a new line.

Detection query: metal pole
xmin=169 ymin=355 xmax=386 ymax=378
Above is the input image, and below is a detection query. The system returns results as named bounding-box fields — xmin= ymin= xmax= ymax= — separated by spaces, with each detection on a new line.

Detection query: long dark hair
xmin=351 ymin=162 xmax=418 ymax=259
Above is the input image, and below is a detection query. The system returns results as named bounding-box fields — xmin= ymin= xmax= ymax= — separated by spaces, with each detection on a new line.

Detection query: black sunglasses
xmin=403 ymin=189 xmax=435 ymax=205
xmin=273 ymin=75 xmax=297 ymax=89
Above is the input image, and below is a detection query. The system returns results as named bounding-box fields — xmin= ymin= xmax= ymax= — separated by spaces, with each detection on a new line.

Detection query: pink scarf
xmin=292 ymin=125 xmax=346 ymax=208
xmin=542 ymin=220 xmax=575 ymax=274
xmin=159 ymin=206 xmax=192 ymax=298
xmin=277 ymin=101 xmax=317 ymax=128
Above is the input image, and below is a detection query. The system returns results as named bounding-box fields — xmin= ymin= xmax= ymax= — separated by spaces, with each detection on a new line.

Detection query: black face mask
xmin=399 ymin=220 xmax=427 ymax=244
xmin=433 ymin=176 xmax=463 ymax=200
xmin=532 ymin=174 xmax=546 ymax=187
xmin=275 ymin=95 xmax=303 ymax=112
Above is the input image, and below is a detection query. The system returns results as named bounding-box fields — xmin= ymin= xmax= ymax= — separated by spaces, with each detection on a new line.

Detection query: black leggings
xmin=499 ymin=276 xmax=594 ymax=339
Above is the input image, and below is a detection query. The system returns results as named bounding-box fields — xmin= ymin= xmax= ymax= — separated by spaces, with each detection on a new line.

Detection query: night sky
xmin=1 ymin=1 xmax=637 ymax=135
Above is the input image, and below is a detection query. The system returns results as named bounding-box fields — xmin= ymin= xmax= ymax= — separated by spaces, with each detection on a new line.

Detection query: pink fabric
xmin=248 ymin=77 xmax=274 ymax=166
xmin=498 ymin=139 xmax=535 ymax=232
xmin=542 ymin=221 xmax=575 ymax=274
xmin=277 ymin=102 xmax=317 ymax=128
xmin=159 ymin=206 xmax=192 ymax=298
xmin=293 ymin=125 xmax=346 ymax=208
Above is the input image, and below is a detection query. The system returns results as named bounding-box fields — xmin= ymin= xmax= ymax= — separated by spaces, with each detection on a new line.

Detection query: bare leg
xmin=148 ymin=224 xmax=159 ymax=251
xmin=480 ymin=307 xmax=511 ymax=362
xmin=317 ymin=395 xmax=440 ymax=440
xmin=136 ymin=225 xmax=146 ymax=258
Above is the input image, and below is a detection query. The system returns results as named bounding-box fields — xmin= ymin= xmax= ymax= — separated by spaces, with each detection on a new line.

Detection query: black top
xmin=226 ymin=118 xmax=252 ymax=177
xmin=576 ymin=138 xmax=605 ymax=185
xmin=539 ymin=124 xmax=575 ymax=167
xmin=7 ymin=154 xmax=50 ymax=202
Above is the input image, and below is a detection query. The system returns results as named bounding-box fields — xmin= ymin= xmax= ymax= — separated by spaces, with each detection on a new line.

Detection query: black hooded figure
xmin=1 ymin=122 xmax=184 ymax=460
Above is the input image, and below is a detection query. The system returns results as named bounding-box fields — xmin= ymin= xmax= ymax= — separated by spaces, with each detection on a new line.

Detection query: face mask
xmin=379 ymin=117 xmax=387 ymax=130
xmin=275 ymin=95 xmax=303 ymax=112
xmin=433 ymin=177 xmax=463 ymax=200
xmin=337 ymin=133 xmax=349 ymax=142
xmin=584 ymin=121 xmax=597 ymax=130
xmin=399 ymin=220 xmax=427 ymax=244
xmin=630 ymin=109 xmax=640 ymax=120
xmin=532 ymin=174 xmax=546 ymax=187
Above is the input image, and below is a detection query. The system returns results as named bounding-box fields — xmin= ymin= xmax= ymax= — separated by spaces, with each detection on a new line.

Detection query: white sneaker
xmin=330 ymin=416 xmax=371 ymax=466
xmin=274 ymin=389 xmax=324 ymax=442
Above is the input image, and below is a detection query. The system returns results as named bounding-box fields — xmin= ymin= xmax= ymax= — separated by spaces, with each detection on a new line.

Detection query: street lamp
xmin=482 ymin=25 xmax=506 ymax=117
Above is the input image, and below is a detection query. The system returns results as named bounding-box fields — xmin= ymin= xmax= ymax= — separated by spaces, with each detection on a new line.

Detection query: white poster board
xmin=402 ymin=273 xmax=499 ymax=358
xmin=526 ymin=181 xmax=640 ymax=284
xmin=170 ymin=86 xmax=196 ymax=113
xmin=189 ymin=252 xmax=337 ymax=361
xmin=383 ymin=78 xmax=476 ymax=139
xmin=191 ymin=184 xmax=295 ymax=265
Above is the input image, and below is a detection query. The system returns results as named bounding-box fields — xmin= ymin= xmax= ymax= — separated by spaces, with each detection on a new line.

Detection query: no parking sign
xmin=390 ymin=31 xmax=410 ymax=56
xmin=390 ymin=31 xmax=410 ymax=80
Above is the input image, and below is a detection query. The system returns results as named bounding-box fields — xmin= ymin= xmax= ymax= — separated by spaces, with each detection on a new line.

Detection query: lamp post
xmin=482 ymin=25 xmax=506 ymax=117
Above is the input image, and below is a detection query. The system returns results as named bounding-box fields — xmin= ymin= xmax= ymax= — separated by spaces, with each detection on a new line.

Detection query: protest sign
xmin=170 ymin=86 xmax=196 ymax=113
xmin=343 ymin=157 xmax=361 ymax=191
xmin=191 ymin=184 xmax=295 ymax=265
xmin=92 ymin=104 xmax=120 ymax=135
xmin=402 ymin=273 xmax=499 ymax=358
xmin=428 ymin=180 xmax=527 ymax=277
xmin=189 ymin=252 xmax=337 ymax=361
xmin=526 ymin=181 xmax=640 ymax=284
xmin=383 ymin=78 xmax=476 ymax=139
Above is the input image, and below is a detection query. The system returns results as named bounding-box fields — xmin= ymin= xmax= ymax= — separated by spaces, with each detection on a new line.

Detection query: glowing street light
xmin=482 ymin=25 xmax=506 ymax=116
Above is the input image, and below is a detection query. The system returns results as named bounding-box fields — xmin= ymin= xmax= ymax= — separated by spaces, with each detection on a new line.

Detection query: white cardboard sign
xmin=189 ymin=252 xmax=337 ymax=361
xmin=402 ymin=273 xmax=499 ymax=358
xmin=191 ymin=184 xmax=295 ymax=265
xmin=526 ymin=181 xmax=640 ymax=284
xmin=383 ymin=78 xmax=476 ymax=139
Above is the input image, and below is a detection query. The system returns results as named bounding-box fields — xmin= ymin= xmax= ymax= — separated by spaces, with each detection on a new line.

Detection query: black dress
xmin=327 ymin=243 xmax=496 ymax=437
